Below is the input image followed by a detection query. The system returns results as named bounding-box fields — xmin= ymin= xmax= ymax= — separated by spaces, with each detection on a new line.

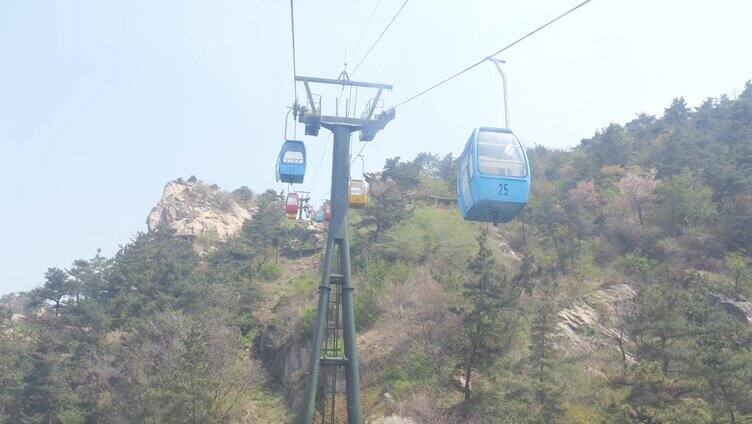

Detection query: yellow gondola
xmin=348 ymin=180 xmax=367 ymax=209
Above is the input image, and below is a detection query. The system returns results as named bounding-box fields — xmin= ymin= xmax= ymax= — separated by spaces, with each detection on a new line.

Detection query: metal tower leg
xmin=303 ymin=124 xmax=362 ymax=424
xmin=303 ymin=227 xmax=335 ymax=422
xmin=338 ymin=227 xmax=361 ymax=422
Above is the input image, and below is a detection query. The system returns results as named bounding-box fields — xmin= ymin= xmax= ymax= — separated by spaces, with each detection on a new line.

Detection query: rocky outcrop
xmin=558 ymin=284 xmax=636 ymax=354
xmin=0 ymin=292 xmax=30 ymax=315
xmin=709 ymin=293 xmax=752 ymax=324
xmin=370 ymin=416 xmax=416 ymax=424
xmin=147 ymin=178 xmax=256 ymax=241
xmin=254 ymin=326 xmax=308 ymax=411
xmin=557 ymin=285 xmax=752 ymax=360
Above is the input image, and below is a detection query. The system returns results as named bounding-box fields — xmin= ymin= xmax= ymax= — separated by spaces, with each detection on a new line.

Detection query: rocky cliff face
xmin=557 ymin=284 xmax=752 ymax=363
xmin=709 ymin=292 xmax=752 ymax=324
xmin=147 ymin=178 xmax=256 ymax=241
xmin=558 ymin=284 xmax=636 ymax=356
xmin=254 ymin=326 xmax=308 ymax=411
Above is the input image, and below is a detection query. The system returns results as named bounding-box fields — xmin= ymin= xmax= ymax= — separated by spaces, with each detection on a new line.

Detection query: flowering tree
xmin=615 ymin=168 xmax=657 ymax=226
xmin=570 ymin=180 xmax=600 ymax=213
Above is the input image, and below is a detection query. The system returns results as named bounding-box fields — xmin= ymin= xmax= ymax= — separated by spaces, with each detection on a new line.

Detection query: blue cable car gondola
xmin=276 ymin=140 xmax=306 ymax=184
xmin=314 ymin=209 xmax=324 ymax=223
xmin=457 ymin=128 xmax=530 ymax=224
xmin=456 ymin=58 xmax=530 ymax=224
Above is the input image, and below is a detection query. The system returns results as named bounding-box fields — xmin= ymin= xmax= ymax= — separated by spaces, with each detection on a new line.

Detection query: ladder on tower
xmin=317 ymin=242 xmax=346 ymax=423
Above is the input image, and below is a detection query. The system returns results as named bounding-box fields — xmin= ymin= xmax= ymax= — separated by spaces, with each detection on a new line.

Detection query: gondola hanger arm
xmin=486 ymin=57 xmax=510 ymax=129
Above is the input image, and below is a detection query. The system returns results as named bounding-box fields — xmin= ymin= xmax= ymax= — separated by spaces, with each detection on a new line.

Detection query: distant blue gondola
xmin=456 ymin=127 xmax=530 ymax=224
xmin=276 ymin=140 xmax=306 ymax=184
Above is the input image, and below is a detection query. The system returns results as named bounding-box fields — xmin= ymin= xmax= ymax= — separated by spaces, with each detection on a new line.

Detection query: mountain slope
xmin=2 ymin=83 xmax=752 ymax=423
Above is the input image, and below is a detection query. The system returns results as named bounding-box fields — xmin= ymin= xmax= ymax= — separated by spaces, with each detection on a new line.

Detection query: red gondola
xmin=323 ymin=201 xmax=331 ymax=222
xmin=285 ymin=192 xmax=299 ymax=216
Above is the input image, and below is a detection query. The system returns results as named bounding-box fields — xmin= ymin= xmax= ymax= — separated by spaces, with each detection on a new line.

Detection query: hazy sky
xmin=1 ymin=0 xmax=751 ymax=294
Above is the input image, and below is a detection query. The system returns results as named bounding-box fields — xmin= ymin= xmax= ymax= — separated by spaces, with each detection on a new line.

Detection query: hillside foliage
xmin=2 ymin=84 xmax=752 ymax=423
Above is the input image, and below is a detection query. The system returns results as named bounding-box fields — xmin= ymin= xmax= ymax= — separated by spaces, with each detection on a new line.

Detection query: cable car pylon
xmin=295 ymin=74 xmax=394 ymax=424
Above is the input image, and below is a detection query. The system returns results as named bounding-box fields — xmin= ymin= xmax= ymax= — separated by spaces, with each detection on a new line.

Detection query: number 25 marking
xmin=498 ymin=183 xmax=509 ymax=196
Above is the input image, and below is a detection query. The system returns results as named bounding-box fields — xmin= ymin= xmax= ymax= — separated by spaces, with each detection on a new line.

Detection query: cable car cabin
xmin=276 ymin=140 xmax=306 ymax=184
xmin=348 ymin=180 xmax=367 ymax=209
xmin=456 ymin=127 xmax=530 ymax=224
xmin=285 ymin=192 xmax=299 ymax=216
xmin=323 ymin=202 xmax=331 ymax=222
xmin=314 ymin=209 xmax=324 ymax=223
xmin=287 ymin=212 xmax=297 ymax=221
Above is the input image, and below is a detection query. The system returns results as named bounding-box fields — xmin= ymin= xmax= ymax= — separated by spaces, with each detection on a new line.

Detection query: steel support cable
xmin=351 ymin=0 xmax=593 ymax=165
xmin=347 ymin=0 xmax=405 ymax=164
xmin=348 ymin=0 xmax=384 ymax=66
xmin=308 ymin=134 xmax=331 ymax=195
xmin=394 ymin=0 xmax=594 ymax=109
xmin=350 ymin=141 xmax=367 ymax=166
xmin=289 ymin=0 xmax=298 ymax=101
xmin=351 ymin=0 xmax=411 ymax=76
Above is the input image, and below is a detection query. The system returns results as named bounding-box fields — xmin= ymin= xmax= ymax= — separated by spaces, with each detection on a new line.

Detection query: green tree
xmin=64 ymin=251 xmax=111 ymax=329
xmin=104 ymin=231 xmax=200 ymax=328
xmin=455 ymin=229 xmax=523 ymax=415
xmin=653 ymin=169 xmax=717 ymax=235
xmin=530 ymin=180 xmax=575 ymax=273
xmin=722 ymin=190 xmax=752 ymax=252
xmin=68 ymin=250 xmax=109 ymax=301
xmin=241 ymin=189 xmax=287 ymax=268
xmin=282 ymin=224 xmax=318 ymax=257
xmin=435 ymin=152 xmax=457 ymax=189
xmin=411 ymin=152 xmax=439 ymax=175
xmin=381 ymin=156 xmax=422 ymax=188
xmin=663 ymin=97 xmax=691 ymax=125
xmin=359 ymin=179 xmax=412 ymax=242
xmin=0 ymin=307 xmax=26 ymax=420
xmin=724 ymin=251 xmax=751 ymax=296
xmin=106 ymin=312 xmax=253 ymax=423
xmin=19 ymin=321 xmax=87 ymax=424
xmin=693 ymin=308 xmax=752 ymax=424
xmin=30 ymin=268 xmax=74 ymax=318
xmin=580 ymin=124 xmax=634 ymax=172
xmin=619 ymin=271 xmax=752 ymax=423
xmin=565 ymin=179 xmax=600 ymax=251
xmin=529 ymin=281 xmax=563 ymax=424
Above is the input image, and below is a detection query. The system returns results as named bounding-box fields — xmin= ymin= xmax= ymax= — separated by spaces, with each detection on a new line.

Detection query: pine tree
xmin=693 ymin=311 xmax=752 ymax=424
xmin=359 ymin=179 xmax=412 ymax=242
xmin=529 ymin=280 xmax=563 ymax=424
xmin=30 ymin=268 xmax=74 ymax=318
xmin=456 ymin=229 xmax=523 ymax=415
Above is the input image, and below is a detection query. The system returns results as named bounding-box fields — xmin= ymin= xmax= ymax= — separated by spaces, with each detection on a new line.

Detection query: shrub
xmin=259 ymin=263 xmax=282 ymax=282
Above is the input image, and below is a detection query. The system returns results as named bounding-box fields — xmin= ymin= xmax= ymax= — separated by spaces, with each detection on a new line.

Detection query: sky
xmin=1 ymin=0 xmax=751 ymax=294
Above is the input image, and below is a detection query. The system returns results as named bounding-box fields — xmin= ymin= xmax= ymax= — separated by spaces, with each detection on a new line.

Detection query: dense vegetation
xmin=2 ymin=83 xmax=752 ymax=423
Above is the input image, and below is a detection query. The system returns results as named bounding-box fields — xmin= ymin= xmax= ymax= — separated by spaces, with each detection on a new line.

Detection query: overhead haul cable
xmin=351 ymin=0 xmax=594 ymax=165
xmin=289 ymin=0 xmax=298 ymax=100
xmin=349 ymin=0 xmax=384 ymax=67
xmin=308 ymin=134 xmax=331 ymax=196
xmin=351 ymin=141 xmax=368 ymax=166
xmin=394 ymin=0 xmax=594 ymax=108
xmin=351 ymin=0 xmax=411 ymax=75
